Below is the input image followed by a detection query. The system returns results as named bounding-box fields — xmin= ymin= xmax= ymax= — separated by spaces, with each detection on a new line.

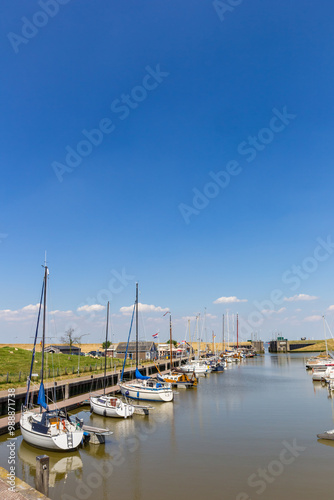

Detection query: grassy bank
xmin=0 ymin=346 xmax=135 ymax=389
xmin=291 ymin=339 xmax=334 ymax=352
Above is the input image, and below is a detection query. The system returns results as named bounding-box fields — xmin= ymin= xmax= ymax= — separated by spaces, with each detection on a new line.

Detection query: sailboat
xmin=20 ymin=265 xmax=84 ymax=451
xmin=90 ymin=302 xmax=134 ymax=418
xmin=119 ymin=283 xmax=174 ymax=402
xmin=157 ymin=314 xmax=197 ymax=389
xmin=178 ymin=315 xmax=212 ymax=376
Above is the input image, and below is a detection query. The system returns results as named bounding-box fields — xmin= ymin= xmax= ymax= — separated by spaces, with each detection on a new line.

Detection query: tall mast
xmin=227 ymin=310 xmax=229 ymax=349
xmin=196 ymin=315 xmax=200 ymax=359
xmin=323 ymin=315 xmax=328 ymax=358
xmin=204 ymin=307 xmax=207 ymax=347
xmin=136 ymin=283 xmax=138 ymax=370
xmin=222 ymin=314 xmax=225 ymax=353
xmin=188 ymin=319 xmax=191 ymax=360
xmin=41 ymin=265 xmax=47 ymax=389
xmin=104 ymin=301 xmax=109 ymax=395
xmin=237 ymin=313 xmax=239 ymax=349
xmin=169 ymin=313 xmax=172 ymax=371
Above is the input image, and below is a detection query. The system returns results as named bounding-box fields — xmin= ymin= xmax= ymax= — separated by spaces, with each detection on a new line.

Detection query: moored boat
xmin=20 ymin=265 xmax=84 ymax=451
xmin=90 ymin=301 xmax=134 ymax=418
xmin=119 ymin=283 xmax=174 ymax=403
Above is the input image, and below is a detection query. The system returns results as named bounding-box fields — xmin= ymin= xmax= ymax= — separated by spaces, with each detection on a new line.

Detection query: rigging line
xmin=324 ymin=317 xmax=334 ymax=341
xmin=120 ymin=303 xmax=136 ymax=382
xmin=138 ymin=308 xmax=147 ymax=342
xmin=25 ymin=279 xmax=44 ymax=407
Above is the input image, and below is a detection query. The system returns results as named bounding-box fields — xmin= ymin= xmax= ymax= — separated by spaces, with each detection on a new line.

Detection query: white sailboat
xmin=20 ymin=265 xmax=84 ymax=451
xmin=157 ymin=315 xmax=197 ymax=388
xmin=119 ymin=283 xmax=174 ymax=402
xmin=179 ymin=316 xmax=211 ymax=376
xmin=90 ymin=302 xmax=134 ymax=418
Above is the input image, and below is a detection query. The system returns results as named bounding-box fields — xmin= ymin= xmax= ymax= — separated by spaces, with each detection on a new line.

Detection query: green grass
xmin=292 ymin=339 xmax=334 ymax=352
xmin=0 ymin=347 xmax=135 ymax=389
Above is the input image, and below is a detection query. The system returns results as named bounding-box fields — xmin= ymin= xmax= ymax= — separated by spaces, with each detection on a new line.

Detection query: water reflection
xmin=18 ymin=440 xmax=83 ymax=488
xmin=2 ymin=354 xmax=334 ymax=499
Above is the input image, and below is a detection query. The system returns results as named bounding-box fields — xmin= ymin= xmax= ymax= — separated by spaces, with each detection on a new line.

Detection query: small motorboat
xmin=317 ymin=429 xmax=334 ymax=440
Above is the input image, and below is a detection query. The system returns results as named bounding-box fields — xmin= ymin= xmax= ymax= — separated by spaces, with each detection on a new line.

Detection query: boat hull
xmin=20 ymin=423 xmax=83 ymax=451
xmin=119 ymin=382 xmax=173 ymax=402
xmin=90 ymin=396 xmax=134 ymax=418
xmin=317 ymin=431 xmax=334 ymax=440
xmin=20 ymin=412 xmax=83 ymax=451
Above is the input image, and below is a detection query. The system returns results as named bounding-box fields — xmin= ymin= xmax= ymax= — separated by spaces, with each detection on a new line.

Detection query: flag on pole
xmin=152 ymin=332 xmax=159 ymax=338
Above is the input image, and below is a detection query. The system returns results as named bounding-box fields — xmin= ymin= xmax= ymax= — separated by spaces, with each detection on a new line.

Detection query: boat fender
xmin=103 ymin=410 xmax=107 ymax=417
xmin=89 ymin=406 xmax=93 ymax=413
xmin=62 ymin=419 xmax=66 ymax=431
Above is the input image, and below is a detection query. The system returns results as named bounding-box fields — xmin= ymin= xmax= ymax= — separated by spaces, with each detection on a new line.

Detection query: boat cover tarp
xmin=135 ymin=368 xmax=150 ymax=380
xmin=37 ymin=382 xmax=49 ymax=410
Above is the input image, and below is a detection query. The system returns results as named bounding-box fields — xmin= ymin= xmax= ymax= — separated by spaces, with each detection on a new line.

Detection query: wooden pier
xmin=0 ymin=358 xmax=186 ymax=434
xmin=0 ymin=467 xmax=50 ymax=499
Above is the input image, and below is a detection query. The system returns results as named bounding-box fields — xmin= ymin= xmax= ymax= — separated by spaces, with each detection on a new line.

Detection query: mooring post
xmin=36 ymin=455 xmax=49 ymax=496
xmin=65 ymin=382 xmax=70 ymax=399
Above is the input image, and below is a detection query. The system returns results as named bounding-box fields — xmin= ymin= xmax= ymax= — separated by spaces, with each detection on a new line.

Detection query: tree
xmin=166 ymin=339 xmax=178 ymax=347
xmin=102 ymin=340 xmax=112 ymax=350
xmin=61 ymin=328 xmax=80 ymax=355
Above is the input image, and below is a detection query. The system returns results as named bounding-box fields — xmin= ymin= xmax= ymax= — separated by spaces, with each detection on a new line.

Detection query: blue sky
xmin=1 ymin=0 xmax=334 ymax=345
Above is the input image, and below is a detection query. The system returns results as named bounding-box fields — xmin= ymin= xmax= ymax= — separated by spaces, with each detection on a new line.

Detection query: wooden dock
xmin=0 ymin=467 xmax=49 ymax=499
xmin=0 ymin=358 xmax=185 ymax=434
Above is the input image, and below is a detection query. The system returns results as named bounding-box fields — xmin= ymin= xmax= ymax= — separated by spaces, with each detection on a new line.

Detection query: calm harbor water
xmin=1 ymin=353 xmax=334 ymax=499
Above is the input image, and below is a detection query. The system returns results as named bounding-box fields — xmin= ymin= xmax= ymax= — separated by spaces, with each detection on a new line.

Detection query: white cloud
xmin=146 ymin=317 xmax=164 ymax=323
xmin=213 ymin=296 xmax=247 ymax=304
xmin=77 ymin=304 xmax=105 ymax=313
xmin=0 ymin=309 xmax=20 ymax=322
xmin=284 ymin=294 xmax=318 ymax=302
xmin=261 ymin=307 xmax=286 ymax=315
xmin=295 ymin=308 xmax=302 ymax=312
xmin=50 ymin=310 xmax=73 ymax=317
xmin=21 ymin=304 xmax=40 ymax=312
xmin=181 ymin=316 xmax=197 ymax=322
xmin=0 ymin=304 xmax=41 ymax=322
xmin=206 ymin=313 xmax=217 ymax=319
xmin=327 ymin=305 xmax=334 ymax=311
xmin=303 ymin=315 xmax=322 ymax=322
xmin=120 ymin=303 xmax=169 ymax=316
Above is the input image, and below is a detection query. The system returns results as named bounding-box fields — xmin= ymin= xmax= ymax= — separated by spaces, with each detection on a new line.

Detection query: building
xmin=44 ymin=345 xmax=81 ymax=355
xmin=116 ymin=341 xmax=158 ymax=361
xmin=158 ymin=342 xmax=193 ymax=358
xmin=105 ymin=346 xmax=116 ymax=358
xmin=158 ymin=343 xmax=178 ymax=359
